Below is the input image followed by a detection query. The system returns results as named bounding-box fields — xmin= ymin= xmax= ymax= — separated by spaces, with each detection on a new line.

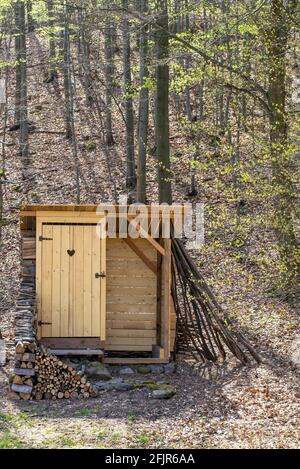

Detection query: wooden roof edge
xmin=20 ymin=204 xmax=187 ymax=216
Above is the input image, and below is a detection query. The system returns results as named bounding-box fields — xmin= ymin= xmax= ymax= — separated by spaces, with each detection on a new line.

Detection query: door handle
xmin=38 ymin=320 xmax=52 ymax=326
xmin=95 ymin=272 xmax=106 ymax=278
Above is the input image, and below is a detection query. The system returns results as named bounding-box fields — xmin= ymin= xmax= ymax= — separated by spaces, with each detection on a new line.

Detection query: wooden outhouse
xmin=19 ymin=205 xmax=177 ymax=364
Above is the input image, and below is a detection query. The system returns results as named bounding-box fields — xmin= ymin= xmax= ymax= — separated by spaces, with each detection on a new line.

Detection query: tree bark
xmin=265 ymin=0 xmax=299 ymax=287
xmin=104 ymin=15 xmax=115 ymax=146
xmin=14 ymin=2 xmax=21 ymax=126
xmin=136 ymin=0 xmax=149 ymax=204
xmin=78 ymin=1 xmax=93 ymax=106
xmin=46 ymin=0 xmax=57 ymax=82
xmin=63 ymin=6 xmax=72 ymax=140
xmin=18 ymin=1 xmax=29 ymax=168
xmin=27 ymin=1 xmax=35 ymax=33
xmin=155 ymin=0 xmax=172 ymax=204
xmin=122 ymin=0 xmax=136 ymax=189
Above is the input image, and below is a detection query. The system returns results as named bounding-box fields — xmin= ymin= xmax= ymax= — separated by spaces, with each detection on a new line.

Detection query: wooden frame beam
xmin=40 ymin=338 xmax=105 ymax=348
xmin=123 ymin=238 xmax=157 ymax=275
xmin=104 ymin=357 xmax=169 ymax=364
xmin=137 ymin=225 xmax=166 ymax=256
xmin=161 ymin=238 xmax=171 ymax=360
xmin=126 ymin=215 xmax=166 ymax=256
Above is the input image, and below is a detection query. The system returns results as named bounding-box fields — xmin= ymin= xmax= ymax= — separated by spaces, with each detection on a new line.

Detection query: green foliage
xmin=0 ymin=432 xmax=25 ymax=449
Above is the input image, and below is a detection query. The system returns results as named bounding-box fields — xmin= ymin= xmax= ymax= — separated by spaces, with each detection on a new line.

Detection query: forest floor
xmin=0 ymin=32 xmax=300 ymax=449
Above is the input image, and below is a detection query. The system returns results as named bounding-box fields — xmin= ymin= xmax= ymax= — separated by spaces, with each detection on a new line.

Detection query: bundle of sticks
xmin=171 ymin=234 xmax=261 ymax=365
xmin=33 ymin=349 xmax=97 ymax=400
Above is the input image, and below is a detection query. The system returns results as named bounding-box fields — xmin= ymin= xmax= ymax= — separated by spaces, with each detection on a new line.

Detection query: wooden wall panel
xmin=25 ymin=232 xmax=167 ymax=353
xmin=40 ymin=225 xmax=53 ymax=338
xmin=105 ymin=238 xmax=157 ymax=351
xmin=37 ymin=222 xmax=105 ymax=339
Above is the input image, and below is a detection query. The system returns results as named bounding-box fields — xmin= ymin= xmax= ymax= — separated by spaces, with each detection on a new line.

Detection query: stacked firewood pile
xmin=33 ymin=349 xmax=97 ymax=400
xmin=10 ymin=341 xmax=37 ymax=400
xmin=10 ymin=344 xmax=97 ymax=400
xmin=15 ymin=259 xmax=36 ymax=343
xmin=10 ymin=253 xmax=38 ymax=400
xmin=12 ymin=250 xmax=97 ymax=400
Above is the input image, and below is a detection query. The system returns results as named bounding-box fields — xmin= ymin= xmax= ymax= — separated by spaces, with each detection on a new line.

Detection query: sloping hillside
xmin=0 ymin=26 xmax=300 ymax=449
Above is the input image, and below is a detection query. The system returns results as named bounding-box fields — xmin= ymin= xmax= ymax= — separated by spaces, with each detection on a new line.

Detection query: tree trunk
xmin=78 ymin=1 xmax=93 ymax=106
xmin=183 ymin=0 xmax=192 ymax=122
xmin=122 ymin=0 xmax=136 ymax=189
xmin=265 ymin=0 xmax=299 ymax=287
xmin=62 ymin=3 xmax=80 ymax=201
xmin=155 ymin=0 xmax=172 ymax=204
xmin=19 ymin=1 xmax=29 ymax=168
xmin=14 ymin=2 xmax=21 ymax=126
xmin=46 ymin=0 xmax=57 ymax=82
xmin=27 ymin=1 xmax=35 ymax=33
xmin=136 ymin=0 xmax=149 ymax=204
xmin=104 ymin=15 xmax=115 ymax=146
xmin=63 ymin=6 xmax=72 ymax=140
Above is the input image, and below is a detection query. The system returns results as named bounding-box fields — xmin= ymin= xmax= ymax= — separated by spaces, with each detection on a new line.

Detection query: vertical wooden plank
xmin=36 ymin=219 xmax=42 ymax=339
xmin=60 ymin=225 xmax=70 ymax=336
xmin=51 ymin=225 xmax=61 ymax=336
xmin=69 ymin=226 xmax=74 ymax=336
xmin=91 ymin=224 xmax=101 ymax=337
xmin=99 ymin=220 xmax=106 ymax=340
xmin=156 ymin=245 xmax=162 ymax=345
xmin=41 ymin=224 xmax=53 ymax=337
xmin=83 ymin=226 xmax=92 ymax=336
xmin=161 ymin=238 xmax=171 ymax=360
xmin=74 ymin=225 xmax=84 ymax=336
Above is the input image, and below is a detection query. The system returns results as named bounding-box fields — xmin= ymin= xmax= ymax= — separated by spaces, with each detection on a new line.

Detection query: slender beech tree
xmin=155 ymin=0 xmax=172 ymax=204
xmin=27 ymin=0 xmax=35 ymax=33
xmin=122 ymin=0 xmax=135 ymax=189
xmin=104 ymin=14 xmax=115 ymax=146
xmin=263 ymin=0 xmax=299 ymax=287
xmin=62 ymin=2 xmax=80 ymax=202
xmin=136 ymin=0 xmax=149 ymax=203
xmin=13 ymin=1 xmax=21 ymax=127
xmin=63 ymin=4 xmax=72 ymax=140
xmin=78 ymin=1 xmax=93 ymax=106
xmin=46 ymin=0 xmax=57 ymax=82
xmin=18 ymin=0 xmax=28 ymax=168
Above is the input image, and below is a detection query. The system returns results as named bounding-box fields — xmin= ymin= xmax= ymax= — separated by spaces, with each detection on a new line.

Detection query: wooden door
xmin=37 ymin=222 xmax=106 ymax=339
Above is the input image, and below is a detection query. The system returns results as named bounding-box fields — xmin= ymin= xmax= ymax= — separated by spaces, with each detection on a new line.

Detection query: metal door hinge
xmin=39 ymin=235 xmax=53 ymax=241
xmin=38 ymin=320 xmax=52 ymax=326
xmin=95 ymin=272 xmax=106 ymax=278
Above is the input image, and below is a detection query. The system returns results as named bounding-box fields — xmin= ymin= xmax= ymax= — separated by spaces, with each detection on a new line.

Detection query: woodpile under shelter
xmin=19 ymin=204 xmax=178 ymax=364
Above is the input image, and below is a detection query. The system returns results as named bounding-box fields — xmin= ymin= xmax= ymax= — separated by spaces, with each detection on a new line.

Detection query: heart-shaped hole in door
xmin=67 ymin=249 xmax=75 ymax=257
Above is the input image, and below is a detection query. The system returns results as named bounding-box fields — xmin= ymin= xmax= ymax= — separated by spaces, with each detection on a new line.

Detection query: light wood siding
xmin=161 ymin=276 xmax=177 ymax=353
xmin=37 ymin=223 xmax=106 ymax=339
xmin=106 ymin=238 xmax=157 ymax=351
xmin=24 ymin=233 xmax=174 ymax=352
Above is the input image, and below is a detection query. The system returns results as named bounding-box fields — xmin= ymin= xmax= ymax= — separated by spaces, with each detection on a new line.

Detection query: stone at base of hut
xmin=151 ymin=387 xmax=176 ymax=399
xmin=149 ymin=365 xmax=165 ymax=374
xmin=114 ymin=381 xmax=134 ymax=391
xmin=94 ymin=378 xmax=134 ymax=392
xmin=137 ymin=366 xmax=151 ymax=375
xmin=85 ymin=363 xmax=111 ymax=380
xmin=119 ymin=367 xmax=135 ymax=375
xmin=164 ymin=362 xmax=176 ymax=374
